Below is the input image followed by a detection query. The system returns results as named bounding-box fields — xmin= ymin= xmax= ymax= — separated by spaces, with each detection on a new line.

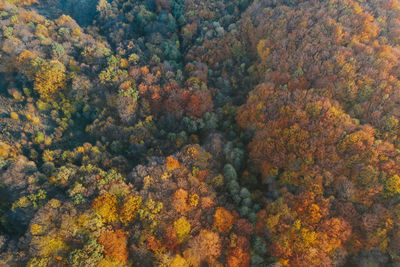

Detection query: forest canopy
xmin=1 ymin=0 xmax=400 ymax=266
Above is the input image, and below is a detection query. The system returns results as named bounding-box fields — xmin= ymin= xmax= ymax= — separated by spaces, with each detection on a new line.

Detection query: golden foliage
xmin=92 ymin=193 xmax=119 ymax=224
xmin=55 ymin=15 xmax=73 ymax=25
xmin=0 ymin=141 xmax=12 ymax=158
xmin=385 ymin=175 xmax=400 ymax=196
xmin=33 ymin=60 xmax=66 ymax=100
xmin=5 ymin=0 xmax=38 ymax=7
xmin=18 ymin=10 xmax=44 ymax=24
xmin=119 ymin=195 xmax=142 ymax=225
xmin=30 ymin=224 xmax=43 ymax=236
xmin=17 ymin=50 xmax=36 ymax=67
xmin=33 ymin=235 xmax=68 ymax=257
xmin=171 ymin=254 xmax=189 ymax=267
xmin=189 ymin=194 xmax=199 ymax=207
xmin=174 ymin=217 xmax=191 ymax=242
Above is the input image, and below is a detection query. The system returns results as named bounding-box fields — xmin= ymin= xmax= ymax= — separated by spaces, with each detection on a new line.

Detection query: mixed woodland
xmin=1 ymin=0 xmax=400 ymax=266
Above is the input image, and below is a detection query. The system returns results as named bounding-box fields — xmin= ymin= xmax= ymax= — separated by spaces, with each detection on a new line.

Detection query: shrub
xmin=10 ymin=112 xmax=19 ymax=120
xmin=34 ymin=132 xmax=45 ymax=144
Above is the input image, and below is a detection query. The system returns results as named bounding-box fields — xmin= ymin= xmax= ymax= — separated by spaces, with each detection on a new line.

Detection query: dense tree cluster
xmin=235 ymin=0 xmax=400 ymax=265
xmin=1 ymin=0 xmax=400 ymax=266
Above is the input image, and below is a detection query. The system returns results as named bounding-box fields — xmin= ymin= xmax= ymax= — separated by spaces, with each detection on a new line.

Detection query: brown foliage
xmin=183 ymin=230 xmax=221 ymax=266
xmin=172 ymin=189 xmax=189 ymax=214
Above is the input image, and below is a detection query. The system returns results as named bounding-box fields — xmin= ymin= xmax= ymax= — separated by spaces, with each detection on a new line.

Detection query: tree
xmin=174 ymin=217 xmax=191 ymax=242
xmin=92 ymin=193 xmax=118 ymax=224
xmin=33 ymin=59 xmax=66 ymax=100
xmin=257 ymin=192 xmax=351 ymax=266
xmin=183 ymin=230 xmax=222 ymax=266
xmin=98 ymin=229 xmax=129 ymax=262
xmin=119 ymin=195 xmax=142 ymax=225
xmin=172 ymin=189 xmax=189 ymax=214
xmin=213 ymin=207 xmax=235 ymax=233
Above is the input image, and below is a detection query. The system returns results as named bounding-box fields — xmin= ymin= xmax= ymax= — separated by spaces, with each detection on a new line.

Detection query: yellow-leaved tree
xmin=33 ymin=59 xmax=66 ymax=100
